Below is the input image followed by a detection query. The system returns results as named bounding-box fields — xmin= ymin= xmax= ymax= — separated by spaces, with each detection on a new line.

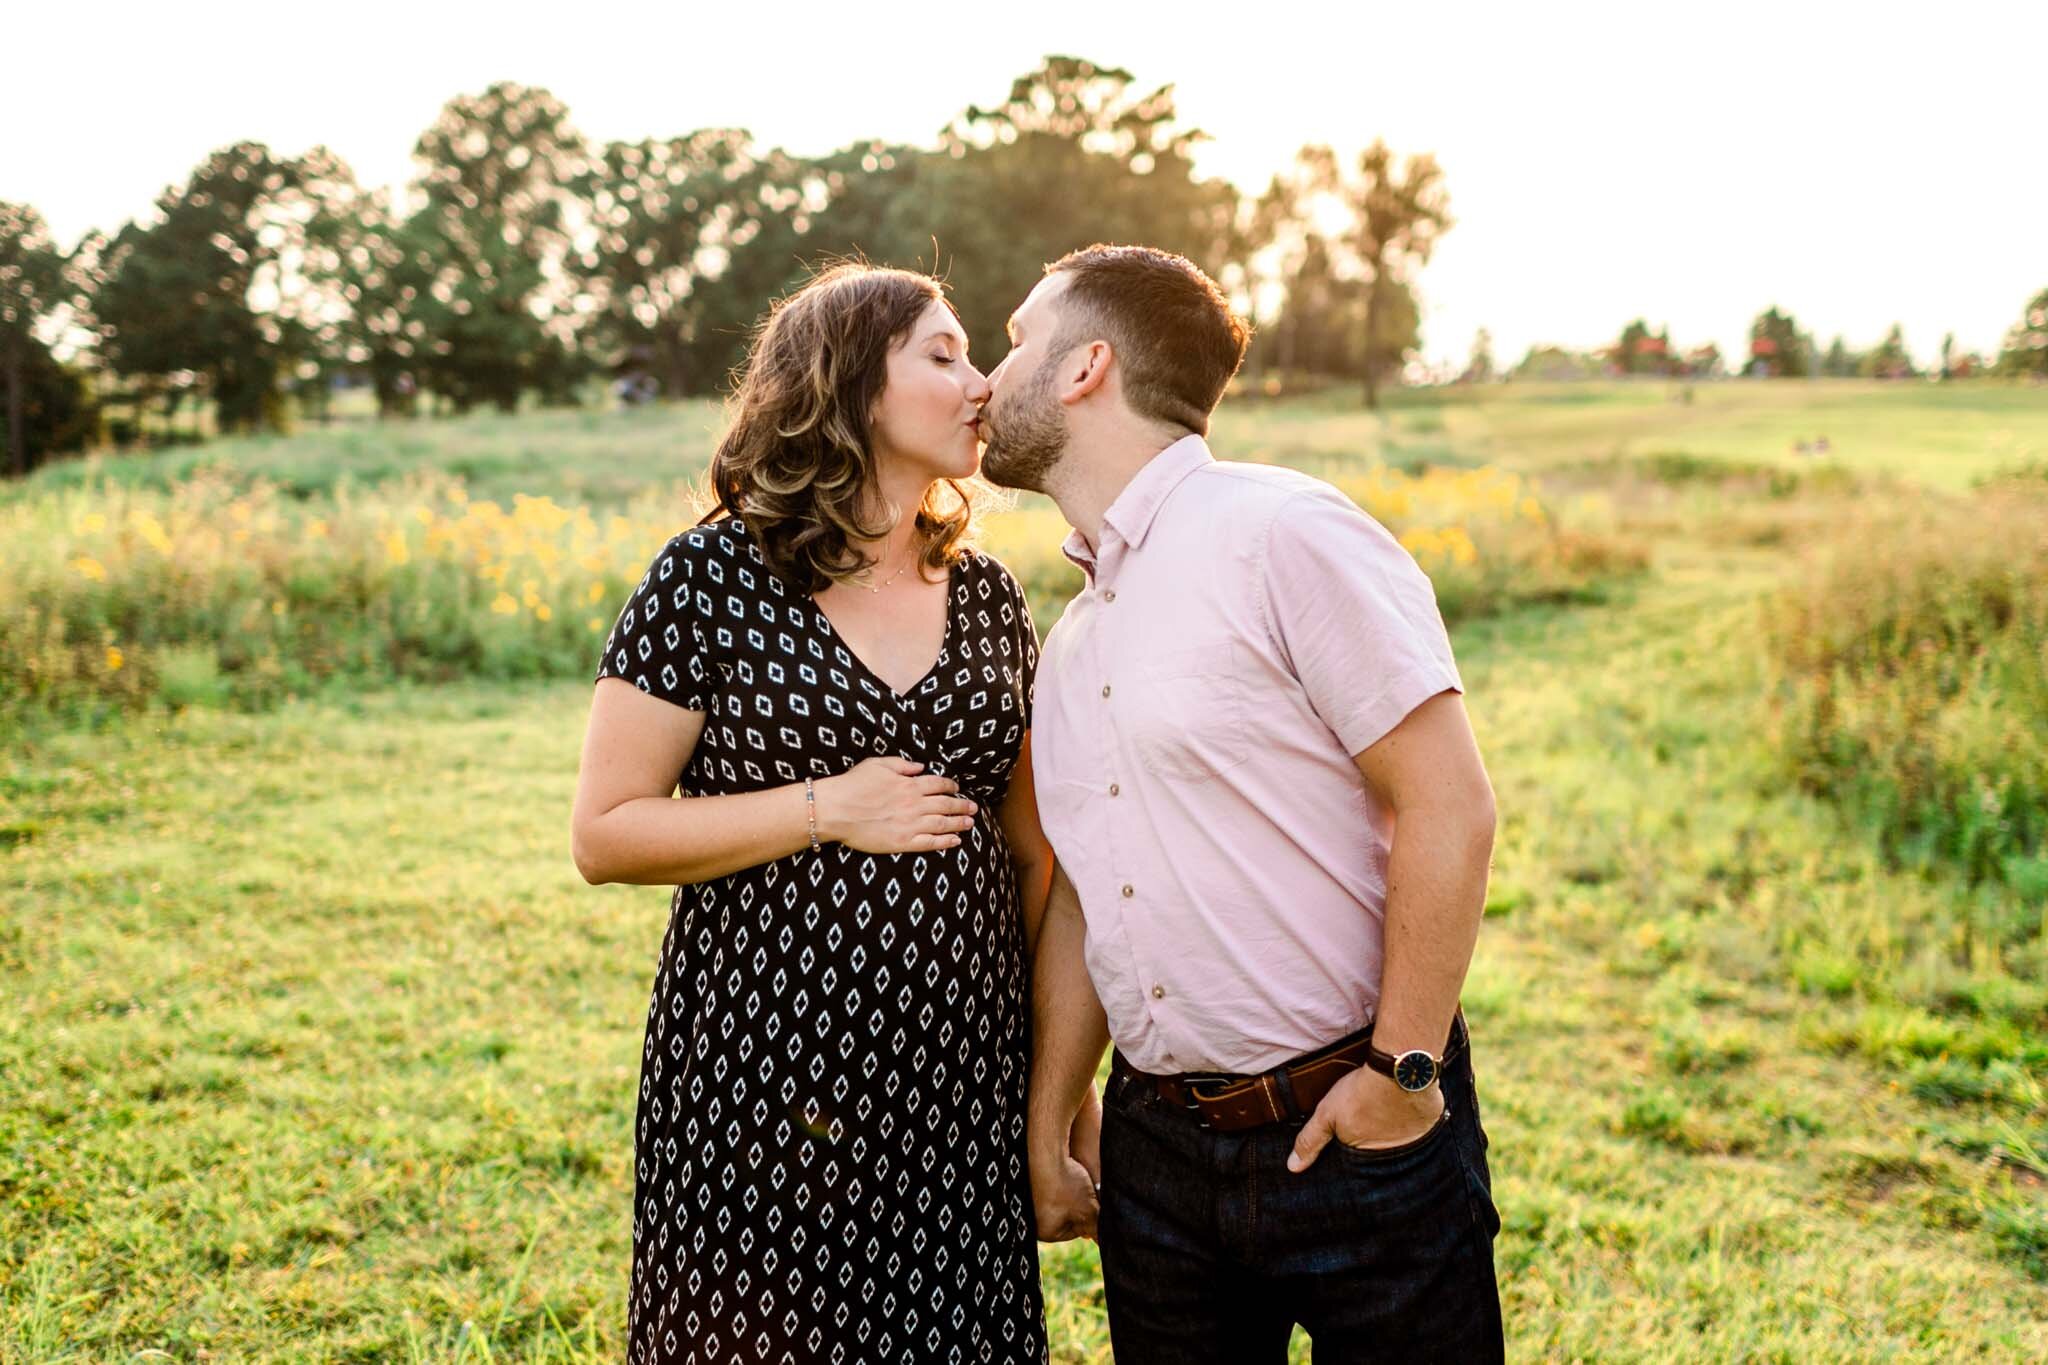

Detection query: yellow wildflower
xmin=491 ymin=592 xmax=519 ymax=615
xmin=106 ymin=646 xmax=124 ymax=671
xmin=535 ymin=604 xmax=553 ymax=622
xmin=513 ymin=493 xmax=571 ymax=533
xmin=72 ymin=556 xmax=107 ymax=582
xmin=135 ymin=513 xmax=173 ymax=554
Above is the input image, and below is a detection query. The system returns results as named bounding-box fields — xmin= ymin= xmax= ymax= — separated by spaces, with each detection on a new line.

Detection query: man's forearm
xmin=1028 ymin=866 xmax=1110 ymax=1163
xmin=1370 ymin=803 xmax=1494 ymax=1057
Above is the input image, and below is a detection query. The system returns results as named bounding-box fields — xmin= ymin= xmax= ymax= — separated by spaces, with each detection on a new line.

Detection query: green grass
xmin=5 ymin=382 xmax=2048 ymax=1359
xmin=1378 ymin=378 xmax=2048 ymax=490
xmin=20 ymin=378 xmax=2048 ymax=509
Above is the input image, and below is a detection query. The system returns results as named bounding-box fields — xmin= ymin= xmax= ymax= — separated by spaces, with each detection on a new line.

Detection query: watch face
xmin=1393 ymin=1050 xmax=1438 ymax=1092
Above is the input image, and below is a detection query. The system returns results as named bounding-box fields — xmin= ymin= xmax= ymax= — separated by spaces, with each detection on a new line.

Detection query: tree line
xmin=6 ymin=55 xmax=2045 ymax=478
xmin=0 ymin=57 xmax=1452 ymax=476
xmin=1492 ymin=304 xmax=2034 ymax=384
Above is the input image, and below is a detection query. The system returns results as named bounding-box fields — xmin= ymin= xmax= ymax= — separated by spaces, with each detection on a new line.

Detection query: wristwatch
xmin=1363 ymin=1038 xmax=1441 ymax=1093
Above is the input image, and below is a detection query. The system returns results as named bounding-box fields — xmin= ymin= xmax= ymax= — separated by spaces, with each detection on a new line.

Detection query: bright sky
xmin=7 ymin=0 xmax=2043 ymax=371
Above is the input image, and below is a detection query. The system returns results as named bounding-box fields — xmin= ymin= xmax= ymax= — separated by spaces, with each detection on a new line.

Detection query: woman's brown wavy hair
xmin=703 ymin=262 xmax=978 ymax=593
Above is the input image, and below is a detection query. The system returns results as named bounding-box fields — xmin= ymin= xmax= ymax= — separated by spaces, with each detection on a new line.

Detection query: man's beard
xmin=979 ymin=355 xmax=1068 ymax=493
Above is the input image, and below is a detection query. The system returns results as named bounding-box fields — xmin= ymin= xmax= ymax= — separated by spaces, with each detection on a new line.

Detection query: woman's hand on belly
xmin=818 ymin=756 xmax=979 ymax=855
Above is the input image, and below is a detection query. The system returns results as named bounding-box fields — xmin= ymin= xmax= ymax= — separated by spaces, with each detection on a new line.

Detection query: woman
xmin=571 ymin=264 xmax=1055 ymax=1363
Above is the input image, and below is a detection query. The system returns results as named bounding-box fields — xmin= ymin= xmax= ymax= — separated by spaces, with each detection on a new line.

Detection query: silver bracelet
xmin=804 ymin=777 xmax=820 ymax=852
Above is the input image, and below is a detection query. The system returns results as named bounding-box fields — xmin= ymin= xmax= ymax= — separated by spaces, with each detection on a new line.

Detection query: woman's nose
xmin=964 ymin=364 xmax=991 ymax=405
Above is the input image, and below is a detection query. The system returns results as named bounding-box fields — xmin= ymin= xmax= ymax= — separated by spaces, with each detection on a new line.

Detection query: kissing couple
xmin=573 ymin=244 xmax=1505 ymax=1362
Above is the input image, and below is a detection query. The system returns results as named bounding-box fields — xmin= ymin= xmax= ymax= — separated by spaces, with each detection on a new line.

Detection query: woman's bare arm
xmin=996 ymin=731 xmax=1056 ymax=960
xmin=572 ymin=679 xmax=976 ymax=885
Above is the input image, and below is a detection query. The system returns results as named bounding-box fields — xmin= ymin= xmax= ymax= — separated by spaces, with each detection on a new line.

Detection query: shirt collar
xmin=1104 ymin=433 xmax=1215 ymax=548
xmin=1058 ymin=433 xmax=1214 ymax=578
xmin=1059 ymin=526 xmax=1097 ymax=577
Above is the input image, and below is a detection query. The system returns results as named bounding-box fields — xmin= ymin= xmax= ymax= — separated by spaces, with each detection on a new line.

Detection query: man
xmin=980 ymin=244 xmax=1504 ymax=1361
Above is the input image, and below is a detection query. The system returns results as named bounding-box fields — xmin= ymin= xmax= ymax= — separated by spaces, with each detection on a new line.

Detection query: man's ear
xmin=1058 ymin=340 xmax=1113 ymax=406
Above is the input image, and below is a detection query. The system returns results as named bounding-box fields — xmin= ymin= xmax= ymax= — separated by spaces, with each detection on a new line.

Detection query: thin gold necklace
xmin=859 ymin=547 xmax=914 ymax=594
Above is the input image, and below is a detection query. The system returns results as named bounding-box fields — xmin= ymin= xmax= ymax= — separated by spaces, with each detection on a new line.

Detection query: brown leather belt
xmin=1110 ymin=1009 xmax=1469 ymax=1133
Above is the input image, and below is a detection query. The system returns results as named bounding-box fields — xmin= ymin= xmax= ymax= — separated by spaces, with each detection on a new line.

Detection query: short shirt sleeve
xmin=593 ymin=533 xmax=715 ymax=712
xmin=1261 ymin=484 xmax=1464 ymax=756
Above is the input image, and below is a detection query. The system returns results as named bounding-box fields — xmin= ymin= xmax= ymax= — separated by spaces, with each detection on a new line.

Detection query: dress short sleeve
xmin=594 ymin=533 xmax=714 ymax=712
xmin=988 ymin=555 xmax=1040 ymax=729
xmin=1261 ymin=484 xmax=1464 ymax=756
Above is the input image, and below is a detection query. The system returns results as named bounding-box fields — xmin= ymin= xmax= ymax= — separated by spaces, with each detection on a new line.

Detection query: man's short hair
xmin=1044 ymin=244 xmax=1251 ymax=435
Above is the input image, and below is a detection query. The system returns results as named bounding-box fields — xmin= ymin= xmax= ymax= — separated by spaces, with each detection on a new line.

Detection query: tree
xmin=1859 ymin=323 xmax=1915 ymax=379
xmin=1240 ymin=144 xmax=1354 ymax=375
xmin=407 ymin=83 xmax=592 ymax=412
xmin=1462 ymin=328 xmax=1494 ymax=383
xmin=1682 ymin=342 xmax=1724 ymax=378
xmin=0 ymin=201 xmax=77 ymax=475
xmin=1332 ymin=141 xmax=1451 ymax=407
xmin=1939 ymin=331 xmax=1956 ymax=381
xmin=575 ymin=129 xmax=816 ymax=397
xmin=863 ymin=56 xmax=1246 ymax=366
xmin=4 ymin=341 xmax=93 ymax=472
xmin=1243 ymin=140 xmax=1445 ymax=402
xmin=1996 ymin=287 xmax=2048 ymax=379
xmin=1613 ymin=319 xmax=1673 ymax=376
xmin=1513 ymin=344 xmax=1598 ymax=381
xmin=92 ymin=142 xmax=334 ymax=434
xmin=302 ymin=177 xmax=438 ymax=417
xmin=1245 ymin=225 xmax=1347 ymax=374
xmin=1747 ymin=306 xmax=1807 ymax=377
xmin=1821 ymin=335 xmax=1856 ymax=377
xmin=1360 ymin=275 xmax=1422 ymax=386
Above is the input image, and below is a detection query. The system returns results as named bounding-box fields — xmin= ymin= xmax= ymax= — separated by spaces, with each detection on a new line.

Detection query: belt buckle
xmin=1181 ymin=1072 xmax=1238 ymax=1130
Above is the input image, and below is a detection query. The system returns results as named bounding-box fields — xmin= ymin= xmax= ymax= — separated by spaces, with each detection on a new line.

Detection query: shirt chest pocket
xmin=1124 ymin=641 xmax=1253 ymax=780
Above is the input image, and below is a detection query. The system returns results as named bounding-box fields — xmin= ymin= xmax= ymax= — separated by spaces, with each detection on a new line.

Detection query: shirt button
xmin=1109 ymin=782 xmax=1120 ymax=797
xmin=1104 ymin=590 xmax=1117 ymax=603
xmin=1101 ymin=684 xmax=1112 ymax=699
xmin=1121 ymin=883 xmax=1134 ymax=898
xmin=1151 ymin=984 xmax=1166 ymax=999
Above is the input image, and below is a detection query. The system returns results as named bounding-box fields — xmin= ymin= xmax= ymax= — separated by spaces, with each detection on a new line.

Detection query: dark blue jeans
xmin=1097 ymin=1023 xmax=1504 ymax=1363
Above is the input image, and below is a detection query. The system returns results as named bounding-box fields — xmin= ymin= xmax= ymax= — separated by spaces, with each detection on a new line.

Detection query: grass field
xmin=4 ymin=379 xmax=2046 ymax=1360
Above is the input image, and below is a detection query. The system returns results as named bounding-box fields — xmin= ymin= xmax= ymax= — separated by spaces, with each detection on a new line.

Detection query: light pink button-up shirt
xmin=1030 ymin=434 xmax=1465 ymax=1074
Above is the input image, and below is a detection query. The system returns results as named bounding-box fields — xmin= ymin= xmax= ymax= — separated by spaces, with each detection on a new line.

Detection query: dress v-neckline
xmin=809 ymin=558 xmax=959 ymax=703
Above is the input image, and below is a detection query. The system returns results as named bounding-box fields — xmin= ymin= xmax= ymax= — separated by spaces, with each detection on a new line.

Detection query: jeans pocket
xmin=1329 ymin=1102 xmax=1455 ymax=1166
xmin=1463 ymin=1162 xmax=1502 ymax=1239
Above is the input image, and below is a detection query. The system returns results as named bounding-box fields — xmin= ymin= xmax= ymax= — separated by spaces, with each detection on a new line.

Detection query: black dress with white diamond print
xmin=595 ymin=515 xmax=1047 ymax=1364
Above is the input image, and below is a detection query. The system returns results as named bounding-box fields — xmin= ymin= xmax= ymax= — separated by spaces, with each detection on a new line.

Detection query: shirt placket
xmin=1092 ymin=539 xmax=1176 ymax=1070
